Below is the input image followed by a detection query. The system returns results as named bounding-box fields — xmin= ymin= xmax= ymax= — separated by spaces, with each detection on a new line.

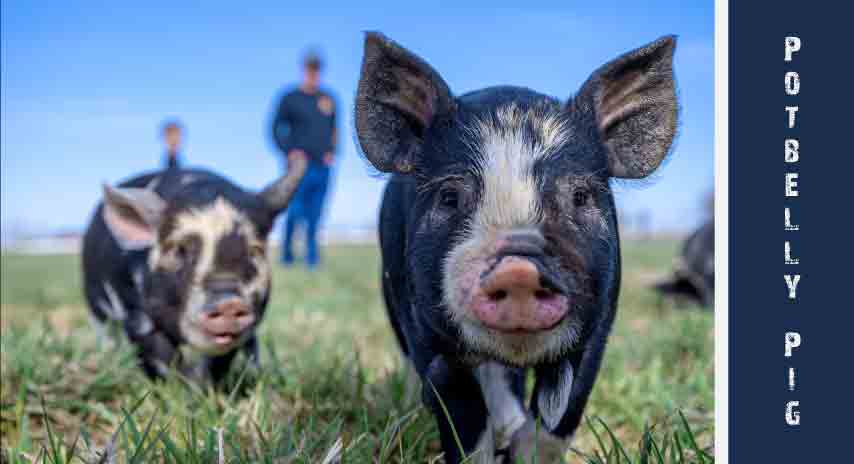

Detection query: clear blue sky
xmin=1 ymin=1 xmax=713 ymax=237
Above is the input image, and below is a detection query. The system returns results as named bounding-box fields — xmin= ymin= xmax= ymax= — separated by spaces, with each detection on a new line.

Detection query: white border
xmin=714 ymin=0 xmax=729 ymax=461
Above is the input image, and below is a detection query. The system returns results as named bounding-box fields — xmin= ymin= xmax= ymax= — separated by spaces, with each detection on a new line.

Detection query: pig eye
xmin=175 ymin=242 xmax=190 ymax=261
xmin=164 ymin=240 xmax=191 ymax=263
xmin=573 ymin=188 xmax=591 ymax=207
xmin=439 ymin=188 xmax=460 ymax=210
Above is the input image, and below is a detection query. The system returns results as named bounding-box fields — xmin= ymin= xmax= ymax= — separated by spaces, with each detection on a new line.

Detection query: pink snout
xmin=467 ymin=257 xmax=569 ymax=332
xmin=199 ymin=299 xmax=255 ymax=346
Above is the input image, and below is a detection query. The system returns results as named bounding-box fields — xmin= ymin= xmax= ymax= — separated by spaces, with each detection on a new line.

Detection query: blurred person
xmin=162 ymin=120 xmax=183 ymax=169
xmin=271 ymin=51 xmax=337 ymax=269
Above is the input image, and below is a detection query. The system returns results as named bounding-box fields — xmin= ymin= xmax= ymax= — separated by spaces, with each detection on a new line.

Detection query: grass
xmin=0 ymin=240 xmax=713 ymax=463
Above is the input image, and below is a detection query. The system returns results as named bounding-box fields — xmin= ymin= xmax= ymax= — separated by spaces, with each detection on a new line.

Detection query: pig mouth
xmin=182 ymin=296 xmax=256 ymax=352
xmin=196 ymin=313 xmax=254 ymax=348
xmin=183 ymin=322 xmax=250 ymax=353
xmin=202 ymin=328 xmax=242 ymax=347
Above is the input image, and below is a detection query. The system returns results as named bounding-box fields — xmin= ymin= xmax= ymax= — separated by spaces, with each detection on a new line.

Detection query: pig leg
xmin=476 ymin=362 xmax=527 ymax=455
xmin=242 ymin=335 xmax=260 ymax=367
xmin=507 ymin=417 xmax=570 ymax=463
xmin=422 ymin=355 xmax=490 ymax=464
xmin=131 ymin=329 xmax=180 ymax=379
xmin=507 ymin=357 xmax=579 ymax=462
xmin=402 ymin=358 xmax=421 ymax=408
xmin=205 ymin=350 xmax=238 ymax=384
xmin=202 ymin=334 xmax=260 ymax=384
xmin=122 ymin=310 xmax=183 ymax=380
xmin=475 ymin=361 xmax=573 ymax=463
xmin=512 ymin=341 xmax=605 ymax=461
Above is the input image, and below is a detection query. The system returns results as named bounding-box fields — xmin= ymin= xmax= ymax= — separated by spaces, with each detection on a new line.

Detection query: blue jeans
xmin=282 ymin=163 xmax=330 ymax=268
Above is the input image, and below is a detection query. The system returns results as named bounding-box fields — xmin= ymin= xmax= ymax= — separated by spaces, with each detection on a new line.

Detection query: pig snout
xmin=468 ymin=253 xmax=569 ymax=333
xmin=199 ymin=298 xmax=255 ymax=347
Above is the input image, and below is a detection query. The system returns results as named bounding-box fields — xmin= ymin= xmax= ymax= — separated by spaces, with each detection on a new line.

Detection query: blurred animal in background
xmin=356 ymin=32 xmax=679 ymax=463
xmin=81 ymin=154 xmax=307 ymax=382
xmin=654 ymin=220 xmax=715 ymax=308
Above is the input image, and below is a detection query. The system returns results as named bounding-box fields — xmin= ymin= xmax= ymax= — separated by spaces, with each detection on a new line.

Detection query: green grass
xmin=0 ymin=241 xmax=713 ymax=463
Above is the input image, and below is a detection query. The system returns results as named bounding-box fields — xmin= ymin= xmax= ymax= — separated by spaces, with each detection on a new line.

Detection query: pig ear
xmin=355 ymin=32 xmax=455 ymax=174
xmin=575 ymin=35 xmax=678 ymax=179
xmin=260 ymin=152 xmax=308 ymax=216
xmin=101 ymin=184 xmax=167 ymax=250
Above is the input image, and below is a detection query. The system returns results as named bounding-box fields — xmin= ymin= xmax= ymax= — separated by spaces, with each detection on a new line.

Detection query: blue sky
xmin=1 ymin=1 xmax=713 ymax=237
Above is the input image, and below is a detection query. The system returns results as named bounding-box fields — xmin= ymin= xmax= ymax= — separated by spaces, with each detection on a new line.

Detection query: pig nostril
xmin=488 ymin=290 xmax=508 ymax=301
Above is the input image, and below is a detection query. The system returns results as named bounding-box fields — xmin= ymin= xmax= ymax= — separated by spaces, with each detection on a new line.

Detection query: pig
xmin=355 ymin=32 xmax=678 ymax=462
xmin=654 ymin=220 xmax=715 ymax=307
xmin=81 ymin=155 xmax=307 ymax=382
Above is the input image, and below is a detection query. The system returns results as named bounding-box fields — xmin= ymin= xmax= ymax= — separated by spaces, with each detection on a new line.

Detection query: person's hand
xmin=288 ymin=149 xmax=307 ymax=163
xmin=323 ymin=152 xmax=334 ymax=167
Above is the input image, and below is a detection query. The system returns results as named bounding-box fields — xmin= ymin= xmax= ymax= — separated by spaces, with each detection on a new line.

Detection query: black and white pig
xmin=81 ymin=155 xmax=306 ymax=382
xmin=355 ymin=33 xmax=678 ymax=462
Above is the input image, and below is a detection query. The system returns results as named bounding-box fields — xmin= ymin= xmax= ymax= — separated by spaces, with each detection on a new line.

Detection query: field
xmin=0 ymin=240 xmax=713 ymax=463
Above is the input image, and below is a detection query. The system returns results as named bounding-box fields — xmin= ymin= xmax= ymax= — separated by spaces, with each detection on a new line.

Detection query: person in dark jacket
xmin=271 ymin=52 xmax=336 ymax=269
xmin=162 ymin=120 xmax=183 ymax=169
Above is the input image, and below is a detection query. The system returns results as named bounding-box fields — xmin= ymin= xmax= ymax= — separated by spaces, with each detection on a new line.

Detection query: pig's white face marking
xmin=149 ymin=197 xmax=270 ymax=354
xmin=465 ymin=103 xmax=570 ymax=231
xmin=151 ymin=198 xmax=268 ymax=290
xmin=151 ymin=197 xmax=257 ymax=276
xmin=443 ymin=103 xmax=580 ymax=365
